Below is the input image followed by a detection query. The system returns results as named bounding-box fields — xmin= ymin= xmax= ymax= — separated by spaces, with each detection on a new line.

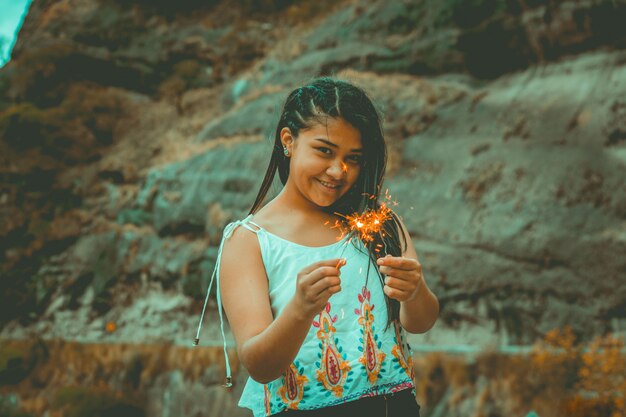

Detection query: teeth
xmin=319 ymin=180 xmax=340 ymax=189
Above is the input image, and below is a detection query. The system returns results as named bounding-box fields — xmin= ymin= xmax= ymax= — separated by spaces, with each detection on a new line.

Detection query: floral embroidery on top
xmin=391 ymin=320 xmax=415 ymax=380
xmin=313 ymin=302 xmax=353 ymax=397
xmin=277 ymin=360 xmax=309 ymax=409
xmin=355 ymin=286 xmax=386 ymax=384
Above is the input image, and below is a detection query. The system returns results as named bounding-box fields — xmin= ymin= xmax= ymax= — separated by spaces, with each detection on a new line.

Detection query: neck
xmin=270 ymin=186 xmax=334 ymax=223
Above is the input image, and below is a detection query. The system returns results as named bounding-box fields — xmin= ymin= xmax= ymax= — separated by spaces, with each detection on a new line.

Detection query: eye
xmin=347 ymin=155 xmax=362 ymax=164
xmin=316 ymin=147 xmax=332 ymax=155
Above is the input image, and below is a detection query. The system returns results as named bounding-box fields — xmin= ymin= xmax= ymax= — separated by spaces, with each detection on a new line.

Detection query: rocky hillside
xmin=1 ymin=0 xmax=626 ymax=416
xmin=0 ymin=0 xmax=625 ymax=385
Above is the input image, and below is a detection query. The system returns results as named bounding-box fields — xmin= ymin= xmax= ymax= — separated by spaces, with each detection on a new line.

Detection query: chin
xmin=314 ymin=198 xmax=336 ymax=208
xmin=310 ymin=193 xmax=340 ymax=208
xmin=320 ymin=192 xmax=349 ymax=210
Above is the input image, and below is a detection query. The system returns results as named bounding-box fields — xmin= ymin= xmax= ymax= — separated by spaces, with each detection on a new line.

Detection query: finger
xmin=322 ymin=284 xmax=342 ymax=298
xmin=302 ymin=258 xmax=346 ymax=274
xmin=379 ymin=266 xmax=415 ymax=282
xmin=310 ymin=266 xmax=343 ymax=282
xmin=377 ymin=256 xmax=420 ymax=272
xmin=311 ymin=275 xmax=341 ymax=296
xmin=383 ymin=276 xmax=415 ymax=292
xmin=299 ymin=265 xmax=341 ymax=287
xmin=334 ymin=257 xmax=347 ymax=268
xmin=383 ymin=285 xmax=411 ymax=300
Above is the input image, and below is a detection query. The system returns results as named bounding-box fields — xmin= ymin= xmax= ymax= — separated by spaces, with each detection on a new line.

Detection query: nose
xmin=327 ymin=159 xmax=348 ymax=179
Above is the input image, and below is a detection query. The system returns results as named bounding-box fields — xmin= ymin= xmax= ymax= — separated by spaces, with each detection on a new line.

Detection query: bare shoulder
xmin=219 ymin=218 xmax=273 ymax=365
xmin=220 ymin=219 xmax=266 ymax=284
xmin=221 ymin=220 xmax=261 ymax=258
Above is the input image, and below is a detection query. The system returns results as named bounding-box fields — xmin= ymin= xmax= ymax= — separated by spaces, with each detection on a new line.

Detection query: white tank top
xmin=194 ymin=214 xmax=416 ymax=416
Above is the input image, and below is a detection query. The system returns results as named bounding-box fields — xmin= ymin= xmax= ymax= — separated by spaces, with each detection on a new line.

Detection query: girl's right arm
xmin=219 ymin=227 xmax=345 ymax=384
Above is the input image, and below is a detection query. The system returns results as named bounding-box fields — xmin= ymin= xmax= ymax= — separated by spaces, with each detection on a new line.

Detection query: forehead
xmin=300 ymin=117 xmax=362 ymax=149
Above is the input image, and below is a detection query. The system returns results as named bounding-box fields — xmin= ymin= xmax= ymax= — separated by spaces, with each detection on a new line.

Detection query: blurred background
xmin=0 ymin=0 xmax=625 ymax=416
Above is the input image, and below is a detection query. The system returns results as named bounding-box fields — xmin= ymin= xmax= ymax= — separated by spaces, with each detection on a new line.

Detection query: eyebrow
xmin=314 ymin=138 xmax=363 ymax=153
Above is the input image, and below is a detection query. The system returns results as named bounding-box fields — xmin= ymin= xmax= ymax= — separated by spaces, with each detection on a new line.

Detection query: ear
xmin=280 ymin=127 xmax=294 ymax=153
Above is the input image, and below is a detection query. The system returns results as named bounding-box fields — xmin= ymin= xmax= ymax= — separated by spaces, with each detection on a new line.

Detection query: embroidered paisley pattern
xmin=313 ymin=302 xmax=352 ymax=397
xmin=264 ymin=383 xmax=271 ymax=415
xmin=277 ymin=362 xmax=309 ymax=409
xmin=355 ymin=286 xmax=386 ymax=384
xmin=391 ymin=320 xmax=415 ymax=380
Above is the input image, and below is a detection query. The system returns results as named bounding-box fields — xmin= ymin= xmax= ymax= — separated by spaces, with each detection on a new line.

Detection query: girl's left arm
xmin=377 ymin=219 xmax=439 ymax=334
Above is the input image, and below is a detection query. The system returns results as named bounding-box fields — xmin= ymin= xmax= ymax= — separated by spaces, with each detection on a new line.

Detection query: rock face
xmin=1 ymin=0 xmax=625 ymax=363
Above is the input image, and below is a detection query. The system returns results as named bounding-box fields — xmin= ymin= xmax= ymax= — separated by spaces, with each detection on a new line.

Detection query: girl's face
xmin=281 ymin=117 xmax=363 ymax=209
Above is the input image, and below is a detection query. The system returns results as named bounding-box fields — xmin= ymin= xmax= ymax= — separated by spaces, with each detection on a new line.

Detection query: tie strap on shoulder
xmin=192 ymin=214 xmax=258 ymax=388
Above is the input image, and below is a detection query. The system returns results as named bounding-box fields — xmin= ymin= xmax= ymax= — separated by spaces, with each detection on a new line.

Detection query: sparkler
xmin=327 ymin=190 xmax=398 ymax=267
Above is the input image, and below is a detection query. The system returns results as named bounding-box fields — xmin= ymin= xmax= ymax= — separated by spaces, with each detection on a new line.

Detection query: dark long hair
xmin=249 ymin=76 xmax=407 ymax=331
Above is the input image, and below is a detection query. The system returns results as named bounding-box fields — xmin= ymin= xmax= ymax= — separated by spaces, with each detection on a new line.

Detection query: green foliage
xmin=182 ymin=249 xmax=218 ymax=300
xmin=173 ymin=59 xmax=202 ymax=81
xmin=0 ymin=344 xmax=29 ymax=385
xmin=9 ymin=42 xmax=76 ymax=103
xmin=158 ymin=59 xmax=206 ymax=114
xmin=0 ymin=70 xmax=11 ymax=111
xmin=240 ymin=0 xmax=297 ymax=13
xmin=101 ymin=0 xmax=221 ymax=18
xmin=0 ymin=340 xmax=47 ymax=386
xmin=117 ymin=209 xmax=153 ymax=226
xmin=101 ymin=0 xmax=301 ymax=17
xmin=52 ymin=386 xmax=145 ymax=417
xmin=0 ymin=103 xmax=54 ymax=148
xmin=181 ymin=273 xmax=204 ymax=299
xmin=75 ymin=4 xmax=139 ymax=48
xmin=0 ymin=83 xmax=125 ymax=163
xmin=448 ymin=0 xmax=510 ymax=28
xmin=59 ymin=82 xmax=124 ymax=144
xmin=0 ymin=395 xmax=36 ymax=417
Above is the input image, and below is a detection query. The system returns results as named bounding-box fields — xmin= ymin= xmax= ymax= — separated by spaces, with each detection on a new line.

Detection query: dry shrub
xmin=502 ymin=326 xmax=625 ymax=417
xmin=1 ymin=339 xmax=239 ymax=416
xmin=571 ymin=334 xmax=626 ymax=417
xmin=8 ymin=42 xmax=76 ymax=103
xmin=0 ymin=83 xmax=126 ymax=164
xmin=101 ymin=0 xmax=220 ymax=18
xmin=20 ymin=340 xmax=239 ymax=391
xmin=50 ymin=386 xmax=144 ymax=417
xmin=413 ymin=351 xmax=472 ymax=409
xmin=410 ymin=327 xmax=624 ymax=416
xmin=158 ymin=59 xmax=205 ymax=114
xmin=282 ymin=0 xmax=346 ymax=23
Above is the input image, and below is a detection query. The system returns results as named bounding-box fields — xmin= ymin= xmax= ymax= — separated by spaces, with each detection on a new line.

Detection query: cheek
xmin=292 ymin=154 xmax=318 ymax=175
xmin=347 ymin=166 xmax=361 ymax=185
xmin=303 ymin=158 xmax=327 ymax=176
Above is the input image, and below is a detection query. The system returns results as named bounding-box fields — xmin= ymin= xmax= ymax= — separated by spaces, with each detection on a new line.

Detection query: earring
xmin=283 ymin=146 xmax=290 ymax=156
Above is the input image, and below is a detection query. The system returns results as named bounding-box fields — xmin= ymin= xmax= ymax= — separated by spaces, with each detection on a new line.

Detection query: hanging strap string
xmin=193 ymin=214 xmax=256 ymax=388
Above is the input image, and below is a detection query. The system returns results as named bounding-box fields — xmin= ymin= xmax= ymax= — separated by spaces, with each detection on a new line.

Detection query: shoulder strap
xmin=192 ymin=214 xmax=258 ymax=388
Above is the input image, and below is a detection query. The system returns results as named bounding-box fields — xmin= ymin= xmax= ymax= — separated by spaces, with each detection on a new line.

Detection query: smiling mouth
xmin=317 ymin=179 xmax=342 ymax=191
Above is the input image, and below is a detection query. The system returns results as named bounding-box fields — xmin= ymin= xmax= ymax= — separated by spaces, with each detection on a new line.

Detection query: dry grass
xmin=0 ymin=339 xmax=239 ymax=416
xmin=412 ymin=327 xmax=625 ymax=416
xmin=1 ymin=328 xmax=624 ymax=416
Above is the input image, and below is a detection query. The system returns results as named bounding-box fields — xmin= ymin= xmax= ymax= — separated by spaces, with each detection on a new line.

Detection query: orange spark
xmin=330 ymin=191 xmax=398 ymax=268
xmin=331 ymin=191 xmax=396 ymax=244
xmin=105 ymin=321 xmax=117 ymax=333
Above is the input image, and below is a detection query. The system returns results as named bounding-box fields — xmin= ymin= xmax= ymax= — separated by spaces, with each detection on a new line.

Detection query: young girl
xmin=194 ymin=77 xmax=439 ymax=416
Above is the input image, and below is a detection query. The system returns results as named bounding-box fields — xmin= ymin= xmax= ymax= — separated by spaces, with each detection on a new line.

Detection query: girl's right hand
xmin=292 ymin=258 xmax=346 ymax=320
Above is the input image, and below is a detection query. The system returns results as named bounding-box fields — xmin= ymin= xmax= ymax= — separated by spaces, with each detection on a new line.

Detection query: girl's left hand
xmin=377 ymin=254 xmax=424 ymax=302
